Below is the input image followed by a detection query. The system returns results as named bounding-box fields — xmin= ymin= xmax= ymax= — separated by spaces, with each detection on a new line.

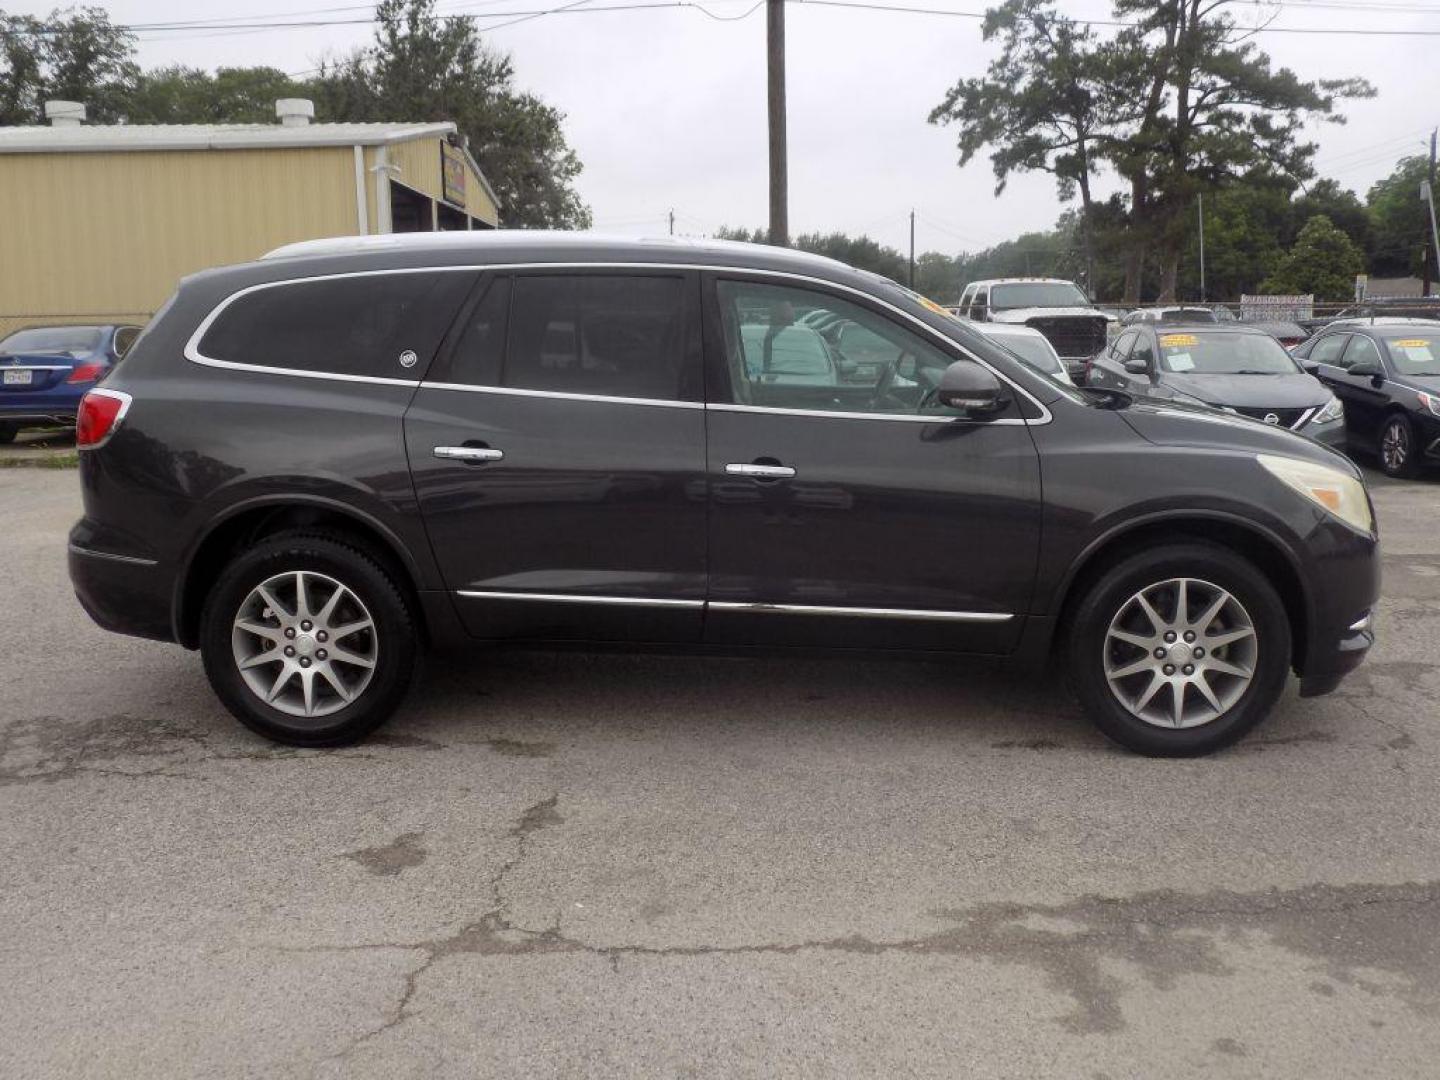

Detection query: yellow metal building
xmin=0 ymin=99 xmax=501 ymax=338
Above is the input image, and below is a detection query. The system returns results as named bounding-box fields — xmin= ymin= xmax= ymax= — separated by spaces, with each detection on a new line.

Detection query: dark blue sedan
xmin=0 ymin=324 xmax=143 ymax=443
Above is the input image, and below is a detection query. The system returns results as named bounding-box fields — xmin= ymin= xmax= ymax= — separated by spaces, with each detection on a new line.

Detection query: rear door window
xmin=502 ymin=274 xmax=691 ymax=401
xmin=196 ymin=271 xmax=475 ymax=380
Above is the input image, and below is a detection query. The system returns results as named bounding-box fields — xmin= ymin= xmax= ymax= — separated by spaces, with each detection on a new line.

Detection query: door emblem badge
xmin=1263 ymin=413 xmax=1281 ymax=425
xmin=398 ymin=350 xmax=419 ymax=369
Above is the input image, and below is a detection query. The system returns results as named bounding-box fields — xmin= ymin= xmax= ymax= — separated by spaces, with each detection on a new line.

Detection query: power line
xmin=10 ymin=0 xmax=1440 ymax=38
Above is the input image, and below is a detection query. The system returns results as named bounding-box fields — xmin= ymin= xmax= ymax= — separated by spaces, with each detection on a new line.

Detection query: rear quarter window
xmin=195 ymin=271 xmax=475 ymax=380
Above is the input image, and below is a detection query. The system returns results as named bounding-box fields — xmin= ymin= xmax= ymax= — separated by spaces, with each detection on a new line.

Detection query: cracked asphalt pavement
xmin=3 ymin=467 xmax=1439 ymax=1078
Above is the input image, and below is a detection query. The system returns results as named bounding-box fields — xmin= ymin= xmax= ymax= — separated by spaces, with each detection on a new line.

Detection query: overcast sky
xmin=16 ymin=0 xmax=1439 ymax=253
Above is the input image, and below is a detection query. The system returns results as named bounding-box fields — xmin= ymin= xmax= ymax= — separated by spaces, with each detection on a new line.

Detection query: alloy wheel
xmin=1381 ymin=419 xmax=1409 ymax=473
xmin=1103 ymin=577 xmax=1257 ymax=729
xmin=230 ymin=570 xmax=378 ymax=718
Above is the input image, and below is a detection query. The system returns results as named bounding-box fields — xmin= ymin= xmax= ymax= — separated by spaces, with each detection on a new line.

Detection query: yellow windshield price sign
xmin=1159 ymin=333 xmax=1199 ymax=348
xmin=1394 ymin=339 xmax=1431 ymax=348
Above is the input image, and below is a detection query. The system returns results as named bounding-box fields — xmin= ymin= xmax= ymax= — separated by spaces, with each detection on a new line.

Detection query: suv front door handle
xmin=434 ymin=445 xmax=504 ymax=463
xmin=725 ymin=462 xmax=796 ymax=479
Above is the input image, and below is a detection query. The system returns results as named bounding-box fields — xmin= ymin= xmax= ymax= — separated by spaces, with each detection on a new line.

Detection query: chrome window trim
xmin=457 ymin=590 xmax=703 ymax=609
xmin=181 ymin=262 xmax=1052 ymax=424
xmin=708 ymin=601 xmax=1013 ymax=622
xmin=422 ymin=381 xmax=706 ymax=411
xmin=454 ymin=590 xmax=1013 ymax=623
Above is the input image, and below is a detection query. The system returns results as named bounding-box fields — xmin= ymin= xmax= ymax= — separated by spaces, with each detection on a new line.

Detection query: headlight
xmin=1311 ymin=395 xmax=1344 ymax=424
xmin=1419 ymin=391 xmax=1440 ymax=418
xmin=1257 ymin=454 xmax=1374 ymax=534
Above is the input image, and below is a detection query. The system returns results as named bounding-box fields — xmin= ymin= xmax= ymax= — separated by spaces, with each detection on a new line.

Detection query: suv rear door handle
xmin=434 ymin=445 xmax=504 ymax=463
xmin=725 ymin=462 xmax=796 ymax=479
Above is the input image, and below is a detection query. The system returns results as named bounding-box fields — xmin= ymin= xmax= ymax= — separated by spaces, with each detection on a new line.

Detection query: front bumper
xmin=1303 ymin=416 xmax=1348 ymax=452
xmin=1416 ymin=411 xmax=1440 ymax=462
xmin=1293 ymin=515 xmax=1380 ymax=698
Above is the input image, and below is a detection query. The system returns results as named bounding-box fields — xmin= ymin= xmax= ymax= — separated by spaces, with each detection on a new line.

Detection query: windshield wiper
xmin=1229 ymin=369 xmax=1280 ymax=375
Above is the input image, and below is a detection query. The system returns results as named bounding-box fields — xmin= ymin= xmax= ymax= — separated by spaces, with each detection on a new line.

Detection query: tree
xmin=311 ymin=0 xmax=590 ymax=229
xmin=932 ymin=0 xmax=1373 ymax=303
xmin=0 ymin=6 xmax=137 ymax=125
xmin=1288 ymin=177 xmax=1371 ymax=259
xmin=930 ymin=0 xmax=1125 ymax=286
xmin=1367 ymin=155 xmax=1432 ymax=278
xmin=1260 ymin=215 xmax=1364 ymax=301
xmin=124 ymin=67 xmax=312 ymax=124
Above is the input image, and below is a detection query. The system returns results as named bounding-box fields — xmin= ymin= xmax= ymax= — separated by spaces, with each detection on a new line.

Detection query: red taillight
xmin=67 ymin=362 xmax=106 ymax=384
xmin=76 ymin=388 xmax=131 ymax=449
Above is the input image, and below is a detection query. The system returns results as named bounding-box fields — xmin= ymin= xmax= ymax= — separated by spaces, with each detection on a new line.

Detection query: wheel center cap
xmin=295 ymin=634 xmax=317 ymax=658
xmin=1168 ymin=642 xmax=1193 ymax=664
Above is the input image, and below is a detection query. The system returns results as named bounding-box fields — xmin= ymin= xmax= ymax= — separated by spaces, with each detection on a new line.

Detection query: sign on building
xmin=440 ymin=142 xmax=466 ymax=207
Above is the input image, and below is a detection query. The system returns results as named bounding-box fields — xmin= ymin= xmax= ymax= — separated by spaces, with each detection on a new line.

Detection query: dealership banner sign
xmin=1240 ymin=294 xmax=1314 ymax=321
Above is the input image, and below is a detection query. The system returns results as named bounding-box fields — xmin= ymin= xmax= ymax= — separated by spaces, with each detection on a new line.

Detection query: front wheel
xmin=199 ymin=532 xmax=417 ymax=746
xmin=1378 ymin=413 xmax=1419 ymax=478
xmin=1066 ymin=544 xmax=1291 ymax=756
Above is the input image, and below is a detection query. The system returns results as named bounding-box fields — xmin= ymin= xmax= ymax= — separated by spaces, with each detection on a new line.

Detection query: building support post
xmin=352 ymin=145 xmax=369 ymax=236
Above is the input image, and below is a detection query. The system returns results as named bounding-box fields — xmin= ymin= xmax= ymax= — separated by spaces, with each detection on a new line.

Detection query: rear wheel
xmin=1066 ymin=544 xmax=1291 ymax=756
xmin=199 ymin=532 xmax=417 ymax=746
xmin=1378 ymin=413 xmax=1418 ymax=478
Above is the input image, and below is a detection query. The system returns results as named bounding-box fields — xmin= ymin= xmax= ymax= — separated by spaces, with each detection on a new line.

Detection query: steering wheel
xmin=869 ymin=349 xmax=912 ymax=410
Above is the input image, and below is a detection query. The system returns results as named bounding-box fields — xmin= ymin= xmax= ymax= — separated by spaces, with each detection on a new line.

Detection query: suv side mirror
xmin=1123 ymin=357 xmax=1149 ymax=375
xmin=937 ymin=360 xmax=1006 ymax=414
xmin=1349 ymin=362 xmax=1381 ymax=378
xmin=1300 ymin=360 xmax=1321 ymax=375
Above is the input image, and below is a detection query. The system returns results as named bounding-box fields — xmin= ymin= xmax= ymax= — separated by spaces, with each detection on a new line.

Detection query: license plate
xmin=3 ymin=369 xmax=33 ymax=385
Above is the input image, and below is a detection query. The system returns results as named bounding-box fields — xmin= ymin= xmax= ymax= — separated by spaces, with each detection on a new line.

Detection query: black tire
xmin=1065 ymin=543 xmax=1292 ymax=757
xmin=199 ymin=532 xmax=417 ymax=746
xmin=0 ymin=421 xmax=18 ymax=445
xmin=1377 ymin=413 xmax=1419 ymax=479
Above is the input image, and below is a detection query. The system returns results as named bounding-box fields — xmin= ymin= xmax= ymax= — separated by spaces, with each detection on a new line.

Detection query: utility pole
xmin=766 ymin=0 xmax=788 ymax=247
xmin=668 ymin=208 xmax=675 ymax=236
xmin=1197 ymin=193 xmax=1206 ymax=302
xmin=908 ymin=209 xmax=916 ymax=289
xmin=1424 ymin=129 xmax=1437 ymax=297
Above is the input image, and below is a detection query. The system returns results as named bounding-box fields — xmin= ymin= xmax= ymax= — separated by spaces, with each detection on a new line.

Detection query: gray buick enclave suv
xmin=69 ymin=234 xmax=1378 ymax=755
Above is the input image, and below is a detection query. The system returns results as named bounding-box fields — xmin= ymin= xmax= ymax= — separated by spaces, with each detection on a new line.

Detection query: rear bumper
xmin=0 ymin=386 xmax=86 ymax=424
xmin=68 ymin=535 xmax=177 ymax=644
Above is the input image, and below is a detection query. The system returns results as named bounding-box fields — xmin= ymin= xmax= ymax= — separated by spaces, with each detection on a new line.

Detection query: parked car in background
xmin=0 ymin=323 xmax=142 ymax=443
xmin=1292 ymin=318 xmax=1440 ymax=477
xmin=1088 ymin=323 xmax=1346 ymax=450
xmin=956 ymin=277 xmax=1111 ymax=381
xmin=972 ymin=322 xmax=1074 ymax=385
xmin=69 ymin=233 xmax=1378 ymax=756
xmin=1299 ymin=297 xmax=1440 ymax=336
xmin=1121 ymin=306 xmax=1218 ymax=325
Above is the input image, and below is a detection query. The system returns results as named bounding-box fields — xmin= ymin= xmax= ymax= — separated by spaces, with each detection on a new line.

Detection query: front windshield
xmin=0 ymin=326 xmax=103 ymax=354
xmin=1382 ymin=332 xmax=1440 ymax=377
xmin=1156 ymin=331 xmax=1300 ymax=375
xmin=989 ymin=282 xmax=1089 ymax=310
xmin=999 ymin=335 xmax=1063 ymax=375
